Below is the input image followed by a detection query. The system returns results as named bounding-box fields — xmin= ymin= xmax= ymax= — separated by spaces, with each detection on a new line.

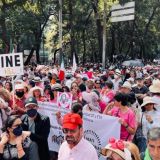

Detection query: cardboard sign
xmin=0 ymin=53 xmax=24 ymax=77
xmin=57 ymin=92 xmax=72 ymax=109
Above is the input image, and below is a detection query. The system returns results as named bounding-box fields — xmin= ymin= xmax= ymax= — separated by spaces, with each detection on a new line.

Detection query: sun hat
xmin=126 ymin=77 xmax=134 ymax=82
xmin=121 ymin=81 xmax=132 ymax=90
xmin=51 ymin=83 xmax=62 ymax=91
xmin=15 ymin=84 xmax=24 ymax=90
xmin=62 ymin=113 xmax=83 ymax=130
xmin=149 ymin=79 xmax=160 ymax=93
xmin=141 ymin=96 xmax=156 ymax=107
xmin=33 ymin=77 xmax=42 ymax=82
xmin=29 ymin=86 xmax=43 ymax=96
xmin=101 ymin=138 xmax=132 ymax=160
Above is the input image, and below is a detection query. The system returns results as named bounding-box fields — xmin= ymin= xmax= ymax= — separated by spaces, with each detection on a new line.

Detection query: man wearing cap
xmin=58 ymin=113 xmax=98 ymax=160
xmin=21 ymin=97 xmax=50 ymax=160
xmin=13 ymin=84 xmax=26 ymax=116
xmin=132 ymin=77 xmax=149 ymax=105
xmin=75 ymin=74 xmax=86 ymax=92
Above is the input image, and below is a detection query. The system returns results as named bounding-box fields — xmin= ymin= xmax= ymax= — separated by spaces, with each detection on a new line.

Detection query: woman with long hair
xmin=0 ymin=115 xmax=30 ymax=160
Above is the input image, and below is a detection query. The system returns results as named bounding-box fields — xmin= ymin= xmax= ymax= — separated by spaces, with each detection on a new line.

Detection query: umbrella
xmin=122 ymin=60 xmax=144 ymax=67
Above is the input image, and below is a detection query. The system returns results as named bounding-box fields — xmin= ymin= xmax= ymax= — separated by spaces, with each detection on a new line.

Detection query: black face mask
xmin=27 ymin=109 xmax=37 ymax=118
xmin=13 ymin=125 xmax=23 ymax=137
xmin=16 ymin=91 xmax=24 ymax=98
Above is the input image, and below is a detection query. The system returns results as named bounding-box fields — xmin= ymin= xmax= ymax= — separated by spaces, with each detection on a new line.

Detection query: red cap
xmin=62 ymin=113 xmax=83 ymax=130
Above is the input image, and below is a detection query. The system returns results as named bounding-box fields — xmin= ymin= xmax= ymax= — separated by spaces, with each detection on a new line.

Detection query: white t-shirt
xmin=142 ymin=110 xmax=160 ymax=138
xmin=58 ymin=137 xmax=98 ymax=160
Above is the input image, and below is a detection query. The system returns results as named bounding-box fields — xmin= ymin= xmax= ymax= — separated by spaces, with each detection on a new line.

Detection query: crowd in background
xmin=0 ymin=63 xmax=160 ymax=160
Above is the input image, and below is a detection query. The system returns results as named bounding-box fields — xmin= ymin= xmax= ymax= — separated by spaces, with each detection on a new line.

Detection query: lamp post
xmin=59 ymin=0 xmax=63 ymax=65
xmin=102 ymin=0 xmax=107 ymax=68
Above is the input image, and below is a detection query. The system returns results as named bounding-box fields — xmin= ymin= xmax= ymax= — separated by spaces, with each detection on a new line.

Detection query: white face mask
xmin=114 ymin=75 xmax=119 ymax=79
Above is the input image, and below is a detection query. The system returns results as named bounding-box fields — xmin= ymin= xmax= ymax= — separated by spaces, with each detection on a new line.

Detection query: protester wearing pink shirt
xmin=108 ymin=93 xmax=136 ymax=141
xmin=100 ymin=81 xmax=115 ymax=112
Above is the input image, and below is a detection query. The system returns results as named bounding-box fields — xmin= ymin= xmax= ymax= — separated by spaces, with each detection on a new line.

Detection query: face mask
xmin=13 ymin=125 xmax=23 ymax=136
xmin=27 ymin=109 xmax=37 ymax=118
xmin=110 ymin=75 xmax=114 ymax=79
xmin=16 ymin=91 xmax=24 ymax=98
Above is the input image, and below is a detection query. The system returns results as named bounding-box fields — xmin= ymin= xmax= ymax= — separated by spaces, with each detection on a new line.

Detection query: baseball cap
xmin=62 ymin=113 xmax=83 ymax=130
xmin=25 ymin=97 xmax=38 ymax=107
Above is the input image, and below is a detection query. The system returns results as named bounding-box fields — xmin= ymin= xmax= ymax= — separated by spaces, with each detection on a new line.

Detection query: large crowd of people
xmin=0 ymin=63 xmax=160 ymax=160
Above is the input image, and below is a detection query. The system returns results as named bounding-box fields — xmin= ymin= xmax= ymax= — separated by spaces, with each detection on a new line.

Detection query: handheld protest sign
xmin=0 ymin=53 xmax=24 ymax=106
xmin=0 ymin=53 xmax=24 ymax=77
xmin=57 ymin=92 xmax=72 ymax=109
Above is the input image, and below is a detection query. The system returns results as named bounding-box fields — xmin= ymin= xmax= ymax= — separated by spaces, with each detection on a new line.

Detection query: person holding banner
xmin=58 ymin=113 xmax=98 ymax=160
xmin=107 ymin=93 xmax=136 ymax=141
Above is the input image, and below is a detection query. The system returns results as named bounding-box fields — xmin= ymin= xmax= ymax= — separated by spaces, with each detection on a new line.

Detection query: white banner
xmin=38 ymin=102 xmax=120 ymax=160
xmin=0 ymin=53 xmax=24 ymax=77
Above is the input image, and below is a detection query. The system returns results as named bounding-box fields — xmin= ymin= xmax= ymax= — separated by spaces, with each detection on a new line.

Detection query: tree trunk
xmin=69 ymin=0 xmax=76 ymax=64
xmin=82 ymin=30 xmax=86 ymax=64
xmin=24 ymin=47 xmax=35 ymax=65
xmin=92 ymin=1 xmax=103 ymax=62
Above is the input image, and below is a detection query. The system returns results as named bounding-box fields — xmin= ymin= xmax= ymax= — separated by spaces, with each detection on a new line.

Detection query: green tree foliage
xmin=0 ymin=0 xmax=159 ymax=65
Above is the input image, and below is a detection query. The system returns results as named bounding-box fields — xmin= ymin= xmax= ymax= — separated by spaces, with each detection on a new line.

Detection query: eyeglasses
xmin=62 ymin=128 xmax=78 ymax=134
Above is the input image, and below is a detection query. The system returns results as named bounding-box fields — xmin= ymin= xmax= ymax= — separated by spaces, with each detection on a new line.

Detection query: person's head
xmin=105 ymin=80 xmax=113 ymax=90
xmin=25 ymin=97 xmax=38 ymax=119
xmin=62 ymin=113 xmax=83 ymax=149
xmin=75 ymin=74 xmax=82 ymax=84
xmin=15 ymin=84 xmax=25 ymax=98
xmin=71 ymin=102 xmax=83 ymax=118
xmin=101 ymin=138 xmax=140 ymax=160
xmin=86 ymin=80 xmax=94 ymax=90
xmin=33 ymin=77 xmax=42 ymax=86
xmin=0 ymin=88 xmax=11 ymax=103
xmin=51 ymin=83 xmax=63 ymax=97
xmin=4 ymin=115 xmax=23 ymax=137
xmin=114 ymin=93 xmax=128 ymax=107
xmin=147 ymin=127 xmax=160 ymax=160
xmin=5 ymin=81 xmax=12 ymax=92
xmin=136 ymin=77 xmax=144 ymax=87
xmin=120 ymin=82 xmax=132 ymax=94
xmin=44 ymin=85 xmax=51 ymax=95
xmin=149 ymin=79 xmax=160 ymax=95
xmin=62 ymin=86 xmax=70 ymax=92
xmin=32 ymin=87 xmax=43 ymax=98
xmin=95 ymin=79 xmax=101 ymax=89
xmin=29 ymin=80 xmax=35 ymax=88
xmin=71 ymin=82 xmax=79 ymax=92
xmin=130 ymin=71 xmax=136 ymax=78
xmin=141 ymin=96 xmax=156 ymax=112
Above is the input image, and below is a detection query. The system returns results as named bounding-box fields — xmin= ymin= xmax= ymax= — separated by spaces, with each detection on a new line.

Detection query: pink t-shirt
xmin=110 ymin=107 xmax=136 ymax=141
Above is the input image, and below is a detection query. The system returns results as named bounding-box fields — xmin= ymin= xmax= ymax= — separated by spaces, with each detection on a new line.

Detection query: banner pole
xmin=12 ymin=76 xmax=15 ymax=107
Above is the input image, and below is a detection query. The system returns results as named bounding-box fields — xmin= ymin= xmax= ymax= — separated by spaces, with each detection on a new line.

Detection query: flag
xmin=58 ymin=56 xmax=65 ymax=81
xmin=72 ymin=53 xmax=77 ymax=74
xmin=9 ymin=39 xmax=14 ymax=53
